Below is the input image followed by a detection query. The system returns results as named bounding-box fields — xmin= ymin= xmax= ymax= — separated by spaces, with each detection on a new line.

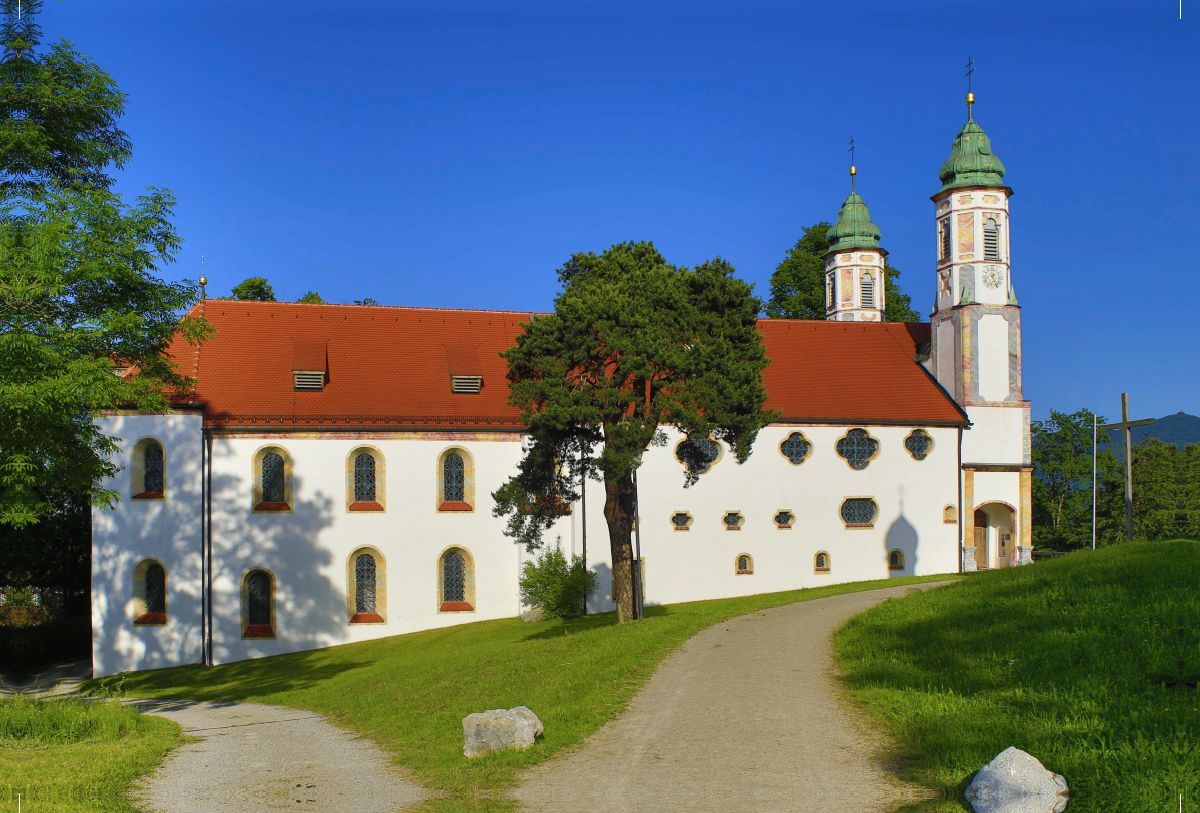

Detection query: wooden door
xmin=974 ymin=510 xmax=988 ymax=569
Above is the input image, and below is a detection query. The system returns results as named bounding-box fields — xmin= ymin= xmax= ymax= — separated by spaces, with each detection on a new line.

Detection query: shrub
xmin=519 ymin=541 xmax=596 ymax=619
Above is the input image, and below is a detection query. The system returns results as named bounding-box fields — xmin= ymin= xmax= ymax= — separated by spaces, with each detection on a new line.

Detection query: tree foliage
xmin=297 ymin=291 xmax=324 ymax=304
xmin=1031 ymin=408 xmax=1200 ymax=549
xmin=0 ymin=0 xmax=208 ymax=528
xmin=765 ymin=221 xmax=923 ymax=323
xmin=493 ymin=241 xmax=775 ymax=622
xmin=518 ymin=541 xmax=596 ymax=620
xmin=231 ymin=276 xmax=275 ymax=301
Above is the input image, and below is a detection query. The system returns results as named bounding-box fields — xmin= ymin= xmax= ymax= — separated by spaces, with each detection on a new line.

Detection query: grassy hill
xmin=836 ymin=540 xmax=1200 ymax=813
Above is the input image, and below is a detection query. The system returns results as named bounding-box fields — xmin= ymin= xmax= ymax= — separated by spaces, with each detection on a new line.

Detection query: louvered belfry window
xmin=836 ymin=429 xmax=879 ymax=470
xmin=354 ymin=453 xmax=376 ymax=502
xmin=444 ymin=453 xmax=465 ymax=502
xmin=904 ymin=429 xmax=933 ymax=461
xmin=443 ymin=552 xmax=465 ymax=603
xmin=841 ymin=498 xmax=878 ymax=526
xmin=780 ymin=432 xmax=811 ymax=465
xmin=143 ymin=443 xmax=164 ymax=493
xmin=861 ymin=273 xmax=874 ymax=308
xmin=940 ymin=219 xmax=951 ymax=261
xmin=984 ymin=218 xmax=999 ymax=261
xmin=247 ymin=571 xmax=271 ymax=626
xmin=355 ymin=554 xmax=377 ymax=614
xmin=145 ymin=564 xmax=166 ymax=614
xmin=262 ymin=452 xmax=285 ymax=503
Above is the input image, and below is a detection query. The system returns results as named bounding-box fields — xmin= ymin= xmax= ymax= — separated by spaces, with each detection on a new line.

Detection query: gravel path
xmin=511 ymin=583 xmax=953 ymax=813
xmin=132 ymin=699 xmax=429 ymax=813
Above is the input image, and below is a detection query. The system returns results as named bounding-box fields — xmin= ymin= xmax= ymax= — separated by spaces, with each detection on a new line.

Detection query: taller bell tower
xmin=929 ymin=91 xmax=1033 ymax=571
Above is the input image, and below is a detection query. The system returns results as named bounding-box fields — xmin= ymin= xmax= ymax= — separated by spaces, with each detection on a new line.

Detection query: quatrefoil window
xmin=836 ymin=428 xmax=879 ymax=471
xmin=676 ymin=436 xmax=722 ymax=476
xmin=773 ymin=510 xmax=795 ymax=529
xmin=904 ymin=429 xmax=933 ymax=461
xmin=779 ymin=432 xmax=812 ymax=465
xmin=723 ymin=511 xmax=744 ymax=530
xmin=671 ymin=511 xmax=693 ymax=531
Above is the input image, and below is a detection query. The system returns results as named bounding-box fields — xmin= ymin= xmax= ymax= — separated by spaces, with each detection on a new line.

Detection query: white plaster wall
xmin=93 ymin=421 xmax=964 ymax=674
xmin=976 ymin=315 xmax=1010 ymax=402
xmin=575 ymin=425 xmax=961 ymax=612
xmin=205 ymin=431 xmax=561 ymax=666
xmin=92 ymin=412 xmax=205 ymax=677
xmin=962 ymin=407 xmax=1027 ymax=465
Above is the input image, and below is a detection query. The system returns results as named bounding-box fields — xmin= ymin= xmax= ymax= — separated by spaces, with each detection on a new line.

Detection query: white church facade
xmin=91 ymin=96 xmax=1033 ymax=677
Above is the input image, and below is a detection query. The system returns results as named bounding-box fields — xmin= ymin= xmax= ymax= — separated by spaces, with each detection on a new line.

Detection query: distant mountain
xmin=1102 ymin=412 xmax=1200 ymax=450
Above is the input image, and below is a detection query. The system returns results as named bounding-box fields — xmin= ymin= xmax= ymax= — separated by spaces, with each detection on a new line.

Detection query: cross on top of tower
xmin=848 ymin=135 xmax=856 ymax=190
xmin=964 ymin=56 xmax=976 ymax=117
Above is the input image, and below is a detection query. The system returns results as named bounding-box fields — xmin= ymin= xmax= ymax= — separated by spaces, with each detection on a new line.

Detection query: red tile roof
xmin=168 ymin=301 xmax=966 ymax=429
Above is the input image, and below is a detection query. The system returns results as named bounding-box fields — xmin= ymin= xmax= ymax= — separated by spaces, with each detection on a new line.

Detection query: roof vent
xmin=292 ymin=340 xmax=328 ymax=392
xmin=293 ymin=371 xmax=326 ymax=391
xmin=446 ymin=344 xmax=483 ymax=394
xmin=451 ymin=375 xmax=483 ymax=394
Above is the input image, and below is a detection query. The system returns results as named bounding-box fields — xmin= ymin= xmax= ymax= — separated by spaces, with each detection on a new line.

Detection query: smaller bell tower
xmin=824 ymin=164 xmax=887 ymax=322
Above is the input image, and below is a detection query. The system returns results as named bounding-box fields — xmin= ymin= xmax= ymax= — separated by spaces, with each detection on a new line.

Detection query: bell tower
xmin=824 ymin=164 xmax=887 ymax=322
xmin=929 ymin=88 xmax=1033 ymax=572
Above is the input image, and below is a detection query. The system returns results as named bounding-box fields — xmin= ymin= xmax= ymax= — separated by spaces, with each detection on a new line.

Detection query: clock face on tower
xmin=982 ymin=265 xmax=1004 ymax=290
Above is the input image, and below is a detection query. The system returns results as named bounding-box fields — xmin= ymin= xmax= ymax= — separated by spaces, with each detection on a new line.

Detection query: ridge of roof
xmin=200 ymin=299 xmax=548 ymax=318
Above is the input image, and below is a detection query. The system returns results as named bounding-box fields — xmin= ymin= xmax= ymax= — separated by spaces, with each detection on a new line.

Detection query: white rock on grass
xmin=966 ymin=746 xmax=1070 ymax=813
xmin=462 ymin=706 xmax=544 ymax=758
xmin=519 ymin=606 xmax=544 ymax=622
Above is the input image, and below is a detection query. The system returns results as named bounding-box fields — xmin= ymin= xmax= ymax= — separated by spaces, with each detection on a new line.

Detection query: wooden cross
xmin=1099 ymin=393 xmax=1154 ymax=541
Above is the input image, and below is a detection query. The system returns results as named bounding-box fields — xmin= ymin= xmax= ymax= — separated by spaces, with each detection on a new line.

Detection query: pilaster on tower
xmin=824 ymin=165 xmax=887 ymax=322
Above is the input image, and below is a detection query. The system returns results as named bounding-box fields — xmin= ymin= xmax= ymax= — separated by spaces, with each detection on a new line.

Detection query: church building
xmin=90 ymin=94 xmax=1032 ymax=677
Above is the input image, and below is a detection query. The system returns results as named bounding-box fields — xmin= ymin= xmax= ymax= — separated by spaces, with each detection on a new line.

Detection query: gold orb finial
xmin=849 ymin=165 xmax=857 ymax=176
xmin=199 ymin=276 xmax=208 ymax=286
xmin=966 ymin=91 xmax=975 ymax=105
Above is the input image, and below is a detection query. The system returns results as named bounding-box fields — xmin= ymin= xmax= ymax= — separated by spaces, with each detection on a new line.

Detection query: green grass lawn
xmin=87 ymin=574 xmax=954 ymax=812
xmin=836 ymin=540 xmax=1200 ymax=813
xmin=0 ymin=696 xmax=182 ymax=813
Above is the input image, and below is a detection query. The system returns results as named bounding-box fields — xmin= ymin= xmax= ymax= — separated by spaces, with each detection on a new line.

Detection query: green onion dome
xmin=938 ymin=98 xmax=1006 ymax=192
xmin=823 ymin=189 xmax=882 ymax=257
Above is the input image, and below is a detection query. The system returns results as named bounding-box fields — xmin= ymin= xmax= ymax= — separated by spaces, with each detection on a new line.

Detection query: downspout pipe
xmin=205 ymin=428 xmax=214 ymax=667
xmin=958 ymin=425 xmax=964 ymax=574
xmin=199 ymin=411 xmax=207 ymax=665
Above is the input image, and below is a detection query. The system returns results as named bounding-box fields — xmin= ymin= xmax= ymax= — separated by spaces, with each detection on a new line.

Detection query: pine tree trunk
xmin=603 ymin=473 xmax=636 ymax=623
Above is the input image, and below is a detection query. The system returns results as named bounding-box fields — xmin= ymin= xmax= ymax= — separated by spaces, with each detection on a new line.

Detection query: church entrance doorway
xmin=974 ymin=503 xmax=1016 ymax=570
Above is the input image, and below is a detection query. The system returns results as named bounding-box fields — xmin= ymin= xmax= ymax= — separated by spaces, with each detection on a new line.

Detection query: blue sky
xmin=39 ymin=1 xmax=1199 ymax=422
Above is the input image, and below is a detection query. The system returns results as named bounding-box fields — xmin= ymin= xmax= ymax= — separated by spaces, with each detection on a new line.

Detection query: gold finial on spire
xmin=848 ymin=135 xmax=856 ymax=191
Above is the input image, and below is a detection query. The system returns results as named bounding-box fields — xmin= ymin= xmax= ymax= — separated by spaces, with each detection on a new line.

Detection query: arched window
xmin=940 ymin=218 xmax=951 ymax=261
xmin=439 ymin=548 xmax=475 ymax=612
xmin=444 ymin=454 xmax=464 ymax=501
xmin=132 ymin=559 xmax=167 ymax=625
xmin=943 ymin=504 xmax=958 ymax=524
xmin=243 ymin=570 xmax=275 ymax=638
xmin=904 ymin=429 xmax=934 ymax=461
xmin=346 ymin=447 xmax=385 ymax=512
xmin=131 ymin=439 xmax=166 ymax=499
xmin=836 ymin=428 xmax=879 ymax=471
xmin=354 ymin=453 xmax=375 ymax=502
xmin=861 ymin=272 xmax=875 ymax=308
xmin=675 ymin=436 xmax=722 ymax=476
xmin=143 ymin=444 xmax=164 ymax=494
xmin=350 ymin=553 xmax=384 ymax=623
xmin=735 ymin=554 xmax=753 ymax=575
xmin=262 ymin=453 xmax=284 ymax=503
xmin=984 ymin=218 xmax=1000 ymax=261
xmin=814 ymin=551 xmax=831 ymax=573
xmin=438 ymin=448 xmax=474 ymax=511
xmin=779 ymin=432 xmax=811 ymax=465
xmin=888 ymin=549 xmax=905 ymax=570
xmin=826 ymin=272 xmax=836 ymax=307
xmin=840 ymin=497 xmax=878 ymax=528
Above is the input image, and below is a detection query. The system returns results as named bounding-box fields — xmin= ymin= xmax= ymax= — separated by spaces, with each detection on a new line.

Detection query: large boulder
xmin=965 ymin=746 xmax=1069 ymax=813
xmin=462 ymin=706 xmax=544 ymax=758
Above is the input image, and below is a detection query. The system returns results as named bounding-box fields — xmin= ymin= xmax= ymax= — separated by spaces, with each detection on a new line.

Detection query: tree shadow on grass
xmin=83 ymin=647 xmax=375 ymax=703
